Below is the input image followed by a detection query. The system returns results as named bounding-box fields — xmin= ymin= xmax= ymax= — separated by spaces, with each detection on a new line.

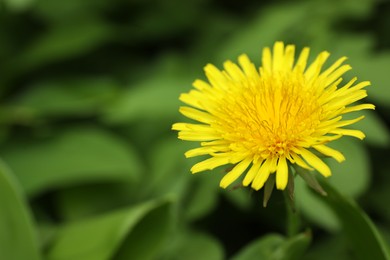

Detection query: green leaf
xmin=164 ymin=230 xmax=225 ymax=260
xmin=325 ymin=34 xmax=390 ymax=107
xmin=5 ymin=77 xmax=118 ymax=122
xmin=32 ymin=0 xmax=109 ymax=22
xmin=303 ymin=234 xmax=353 ymax=260
xmin=271 ymin=231 xmax=312 ymax=260
xmin=314 ymin=181 xmax=390 ymax=260
xmin=46 ymin=198 xmax=173 ymax=260
xmin=3 ymin=0 xmax=34 ymax=11
xmin=295 ymin=167 xmax=327 ymax=196
xmin=0 ymin=159 xmax=42 ymax=260
xmin=144 ymin=138 xmax=192 ymax=198
xmin=217 ymin=2 xmax=311 ymax=62
xmin=296 ymin=139 xmax=370 ymax=230
xmin=350 ymin=53 xmax=390 ymax=107
xmin=103 ymin=75 xmax=189 ymax=124
xmin=146 ymin=138 xmax=219 ymax=221
xmin=56 ymin=182 xmax=139 ymax=221
xmin=347 ymin=110 xmax=390 ymax=147
xmin=308 ymin=0 xmax=374 ymax=20
xmin=15 ymin=17 xmax=112 ymax=72
xmin=231 ymin=234 xmax=285 ymax=260
xmin=231 ymin=232 xmax=311 ymax=260
xmin=184 ymin=172 xmax=220 ymax=221
xmin=327 ymin=139 xmax=370 ymax=197
xmin=367 ymin=172 xmax=390 ymax=223
xmin=295 ymin=178 xmax=339 ymax=231
xmin=0 ymin=127 xmax=142 ymax=197
xmin=223 ymin=187 xmax=254 ymax=211
xmin=263 ymin=174 xmax=276 ymax=208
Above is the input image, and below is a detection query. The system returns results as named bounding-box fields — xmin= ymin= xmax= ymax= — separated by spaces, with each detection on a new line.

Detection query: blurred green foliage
xmin=1 ymin=0 xmax=390 ymax=259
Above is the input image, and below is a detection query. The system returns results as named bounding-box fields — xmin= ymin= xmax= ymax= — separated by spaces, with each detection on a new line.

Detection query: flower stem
xmin=284 ymin=190 xmax=300 ymax=237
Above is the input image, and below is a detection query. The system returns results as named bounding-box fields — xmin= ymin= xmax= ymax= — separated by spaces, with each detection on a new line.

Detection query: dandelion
xmin=172 ymin=42 xmax=374 ymax=192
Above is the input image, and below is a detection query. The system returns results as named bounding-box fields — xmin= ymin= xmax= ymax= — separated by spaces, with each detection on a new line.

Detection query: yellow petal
xmin=185 ymin=146 xmax=223 ymax=158
xmin=179 ymin=91 xmax=204 ymax=109
xmin=320 ymin=56 xmax=348 ymax=79
xmin=331 ymin=115 xmax=365 ymax=128
xmin=272 ymin=41 xmax=285 ymax=72
xmin=201 ymin=140 xmax=229 ymax=146
xmin=290 ymin=152 xmax=313 ymax=170
xmin=299 ymin=148 xmax=332 ymax=177
xmin=220 ymin=158 xmax=252 ymax=188
xmin=223 ymin=60 xmax=245 ymax=82
xmin=329 ymin=128 xmax=366 ymax=140
xmin=242 ymin=161 xmax=262 ymax=186
xmin=305 ymin=51 xmax=330 ymax=80
xmin=294 ymin=47 xmax=310 ymax=72
xmin=172 ymin=122 xmax=209 ymax=131
xmin=313 ymin=144 xmax=345 ymax=163
xmin=205 ymin=64 xmax=229 ymax=90
xmin=261 ymin=47 xmax=272 ymax=73
xmin=324 ymin=64 xmax=352 ymax=86
xmin=179 ymin=106 xmax=215 ymax=124
xmin=238 ymin=54 xmax=259 ymax=78
xmin=251 ymin=159 xmax=272 ymax=190
xmin=284 ymin=44 xmax=295 ymax=70
xmin=342 ymin=103 xmax=375 ymax=114
xmin=192 ymin=79 xmax=212 ymax=91
xmin=178 ymin=131 xmax=220 ymax=141
xmin=276 ymin=157 xmax=288 ymax=190
xmin=191 ymin=156 xmax=230 ymax=173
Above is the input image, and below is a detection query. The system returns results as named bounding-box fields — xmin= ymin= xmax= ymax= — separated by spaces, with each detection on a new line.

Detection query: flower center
xmin=213 ymin=73 xmax=323 ymax=159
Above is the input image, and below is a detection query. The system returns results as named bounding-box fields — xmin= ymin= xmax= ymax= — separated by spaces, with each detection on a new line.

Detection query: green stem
xmin=284 ymin=190 xmax=300 ymax=237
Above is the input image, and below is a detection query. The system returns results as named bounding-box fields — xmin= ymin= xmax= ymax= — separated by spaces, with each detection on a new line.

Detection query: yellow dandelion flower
xmin=172 ymin=41 xmax=374 ymax=191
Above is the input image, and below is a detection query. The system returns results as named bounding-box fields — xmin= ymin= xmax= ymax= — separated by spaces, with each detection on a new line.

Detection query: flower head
xmin=172 ymin=42 xmax=374 ymax=191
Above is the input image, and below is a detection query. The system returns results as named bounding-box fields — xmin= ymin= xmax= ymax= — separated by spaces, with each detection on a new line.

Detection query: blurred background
xmin=0 ymin=0 xmax=390 ymax=259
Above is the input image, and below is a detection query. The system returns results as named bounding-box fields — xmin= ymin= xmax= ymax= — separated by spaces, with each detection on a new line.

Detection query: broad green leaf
xmin=102 ymin=52 xmax=196 ymax=124
xmin=15 ymin=18 xmax=112 ymax=72
xmin=325 ymin=34 xmax=390 ymax=106
xmin=295 ymin=178 xmax=339 ymax=231
xmin=271 ymin=232 xmax=312 ymax=260
xmin=350 ymin=53 xmax=390 ymax=107
xmin=112 ymin=201 xmax=172 ymax=260
xmin=296 ymin=139 xmax=370 ymax=230
xmin=122 ymin=0 xmax=203 ymax=41
xmin=6 ymin=77 xmax=118 ymax=122
xmin=231 ymin=232 xmax=311 ymax=260
xmin=0 ymin=127 xmax=142 ymax=196
xmin=164 ymin=230 xmax=224 ymax=260
xmin=306 ymin=0 xmax=374 ymax=22
xmin=367 ymin=168 xmax=390 ymax=222
xmin=231 ymin=234 xmax=285 ymax=260
xmin=328 ymin=33 xmax=373 ymax=59
xmin=56 ymin=182 xmax=140 ymax=221
xmin=3 ymin=0 xmax=34 ymax=11
xmin=315 ymin=181 xmax=390 ymax=260
xmin=295 ymin=167 xmax=326 ymax=196
xmin=217 ymin=2 xmax=311 ymax=63
xmin=46 ymin=198 xmax=172 ymax=260
xmin=37 ymin=223 xmax=57 ymax=254
xmin=103 ymin=75 xmax=189 ymax=124
xmin=223 ymin=187 xmax=254 ymax=211
xmin=146 ymin=138 xmax=219 ymax=221
xmin=303 ymin=234 xmax=352 ymax=260
xmin=32 ymin=0 xmax=109 ymax=22
xmin=344 ymin=110 xmax=390 ymax=147
xmin=0 ymin=159 xmax=42 ymax=260
xmin=184 ymin=172 xmax=220 ymax=221
xmin=327 ymin=139 xmax=370 ymax=197
xmin=144 ymin=138 xmax=192 ymax=198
